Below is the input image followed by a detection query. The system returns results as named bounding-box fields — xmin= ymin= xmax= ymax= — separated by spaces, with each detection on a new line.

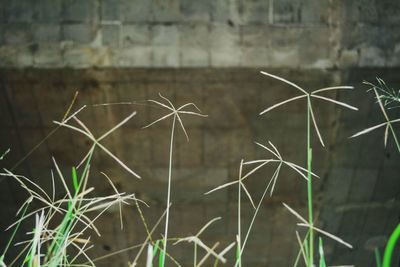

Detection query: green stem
xmin=237 ymin=161 xmax=243 ymax=267
xmin=307 ymin=98 xmax=314 ymax=267
xmin=375 ymin=248 xmax=382 ymax=267
xmin=162 ymin=115 xmax=177 ymax=266
xmin=382 ymin=223 xmax=400 ymax=267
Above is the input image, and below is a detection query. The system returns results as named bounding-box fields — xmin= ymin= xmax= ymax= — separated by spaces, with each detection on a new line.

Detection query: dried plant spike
xmin=254 ymin=141 xmax=280 ymax=159
xmin=297 ymin=223 xmax=353 ymax=249
xmin=309 ymin=104 xmax=325 ymax=147
xmin=384 ymin=124 xmax=390 ymax=147
xmin=259 ymin=95 xmax=307 ymax=115
xmin=260 ymin=72 xmax=358 ymax=148
xmin=97 ymin=112 xmax=137 ymax=142
xmin=310 ymin=95 xmax=358 ymax=111
xmin=282 ymin=202 xmax=308 ymax=224
xmin=196 ymin=217 xmax=222 ymax=237
xmin=100 ymin=172 xmax=124 ymax=230
xmin=351 ymin=79 xmax=400 ymax=153
xmin=283 ymin=203 xmax=353 ymax=249
xmin=260 ymin=71 xmax=307 ymax=94
xmin=240 ymin=182 xmax=256 ymax=209
xmin=55 ymin=112 xmax=141 ymax=179
xmin=204 ymin=180 xmax=238 ymax=195
xmin=0 ymin=148 xmax=10 ymax=161
xmin=144 ymin=94 xmax=207 ymax=142
xmin=350 ymin=120 xmax=400 ymax=138
xmin=311 ymin=86 xmax=354 ymax=95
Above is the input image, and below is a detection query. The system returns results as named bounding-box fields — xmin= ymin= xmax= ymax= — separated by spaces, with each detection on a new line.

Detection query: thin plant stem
xmin=234 ymin=163 xmax=282 ymax=267
xmin=375 ymin=247 xmax=382 ymax=267
xmin=162 ymin=115 xmax=177 ymax=266
xmin=1 ymin=201 xmax=31 ymax=260
xmin=307 ymin=97 xmax=314 ymax=267
xmin=237 ymin=160 xmax=243 ymax=267
xmin=194 ymin=244 xmax=197 ymax=267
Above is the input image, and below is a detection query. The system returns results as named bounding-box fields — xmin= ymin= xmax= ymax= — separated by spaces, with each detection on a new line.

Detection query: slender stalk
xmin=1 ymin=201 xmax=31 ymax=260
xmin=162 ymin=115 xmax=177 ymax=266
xmin=235 ymin=163 xmax=282 ymax=267
xmin=237 ymin=160 xmax=243 ymax=267
xmin=194 ymin=244 xmax=197 ymax=267
xmin=374 ymin=248 xmax=382 ymax=267
xmin=307 ymin=97 xmax=314 ymax=267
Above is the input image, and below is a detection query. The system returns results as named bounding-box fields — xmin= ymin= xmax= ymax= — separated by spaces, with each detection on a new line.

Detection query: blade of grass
xmin=374 ymin=248 xmax=382 ymax=267
xmin=319 ymin=237 xmax=326 ymax=267
xmin=382 ymin=223 xmax=400 ymax=267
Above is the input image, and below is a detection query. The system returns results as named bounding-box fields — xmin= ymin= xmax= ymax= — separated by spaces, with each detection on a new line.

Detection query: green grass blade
xmin=72 ymin=167 xmax=79 ymax=192
xmin=236 ymin=242 xmax=241 ymax=266
xmin=374 ymin=248 xmax=382 ymax=267
xmin=0 ymin=148 xmax=10 ymax=160
xmin=153 ymin=240 xmax=160 ymax=258
xmin=159 ymin=248 xmax=165 ymax=267
xmin=383 ymin=223 xmax=400 ymax=267
xmin=319 ymin=237 xmax=326 ymax=267
xmin=307 ymin=98 xmax=314 ymax=267
xmin=148 ymin=240 xmax=160 ymax=267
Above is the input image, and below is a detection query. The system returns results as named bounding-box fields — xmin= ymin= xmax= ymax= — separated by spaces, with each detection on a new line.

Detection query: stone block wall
xmin=0 ymin=0 xmax=399 ymax=68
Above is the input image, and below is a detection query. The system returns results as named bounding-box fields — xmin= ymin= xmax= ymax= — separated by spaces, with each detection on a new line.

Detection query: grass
xmin=1 ymin=73 xmax=399 ymax=267
xmin=258 ymin=71 xmax=357 ymax=266
xmin=351 ymin=78 xmax=400 ymax=267
xmin=142 ymin=93 xmax=207 ymax=265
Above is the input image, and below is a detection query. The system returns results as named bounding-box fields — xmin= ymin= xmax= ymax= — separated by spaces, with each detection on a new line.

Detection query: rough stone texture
xmin=0 ymin=68 xmax=399 ymax=266
xmin=0 ymin=0 xmax=399 ymax=67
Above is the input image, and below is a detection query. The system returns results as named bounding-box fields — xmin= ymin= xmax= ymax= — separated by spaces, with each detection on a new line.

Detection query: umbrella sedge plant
xmin=351 ymin=78 xmax=400 ymax=267
xmin=143 ymin=93 xmax=207 ymax=266
xmin=206 ymin=71 xmax=357 ymax=266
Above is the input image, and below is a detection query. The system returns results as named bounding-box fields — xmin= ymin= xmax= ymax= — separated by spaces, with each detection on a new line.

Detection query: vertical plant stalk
xmin=257 ymin=71 xmax=356 ymax=266
xmin=237 ymin=160 xmax=244 ymax=267
xmin=374 ymin=247 xmax=382 ymax=267
xmin=144 ymin=94 xmax=207 ymax=266
xmin=307 ymin=97 xmax=314 ymax=267
xmin=1 ymin=200 xmax=31 ymax=262
xmin=162 ymin=115 xmax=177 ymax=266
xmin=193 ymin=243 xmax=197 ymax=267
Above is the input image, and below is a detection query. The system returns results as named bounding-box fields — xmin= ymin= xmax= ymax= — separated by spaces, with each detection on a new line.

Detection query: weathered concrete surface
xmin=0 ymin=68 xmax=399 ymax=266
xmin=0 ymin=0 xmax=399 ymax=68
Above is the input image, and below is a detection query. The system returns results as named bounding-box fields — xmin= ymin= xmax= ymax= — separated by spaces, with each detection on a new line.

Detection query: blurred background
xmin=0 ymin=0 xmax=400 ymax=266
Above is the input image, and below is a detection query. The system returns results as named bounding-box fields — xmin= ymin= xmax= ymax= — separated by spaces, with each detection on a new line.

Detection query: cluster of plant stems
xmin=0 ymin=74 xmax=399 ymax=267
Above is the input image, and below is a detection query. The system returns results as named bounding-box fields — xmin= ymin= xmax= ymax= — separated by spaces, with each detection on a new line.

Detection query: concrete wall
xmin=1 ymin=1 xmax=400 ymax=266
xmin=0 ymin=0 xmax=399 ymax=68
